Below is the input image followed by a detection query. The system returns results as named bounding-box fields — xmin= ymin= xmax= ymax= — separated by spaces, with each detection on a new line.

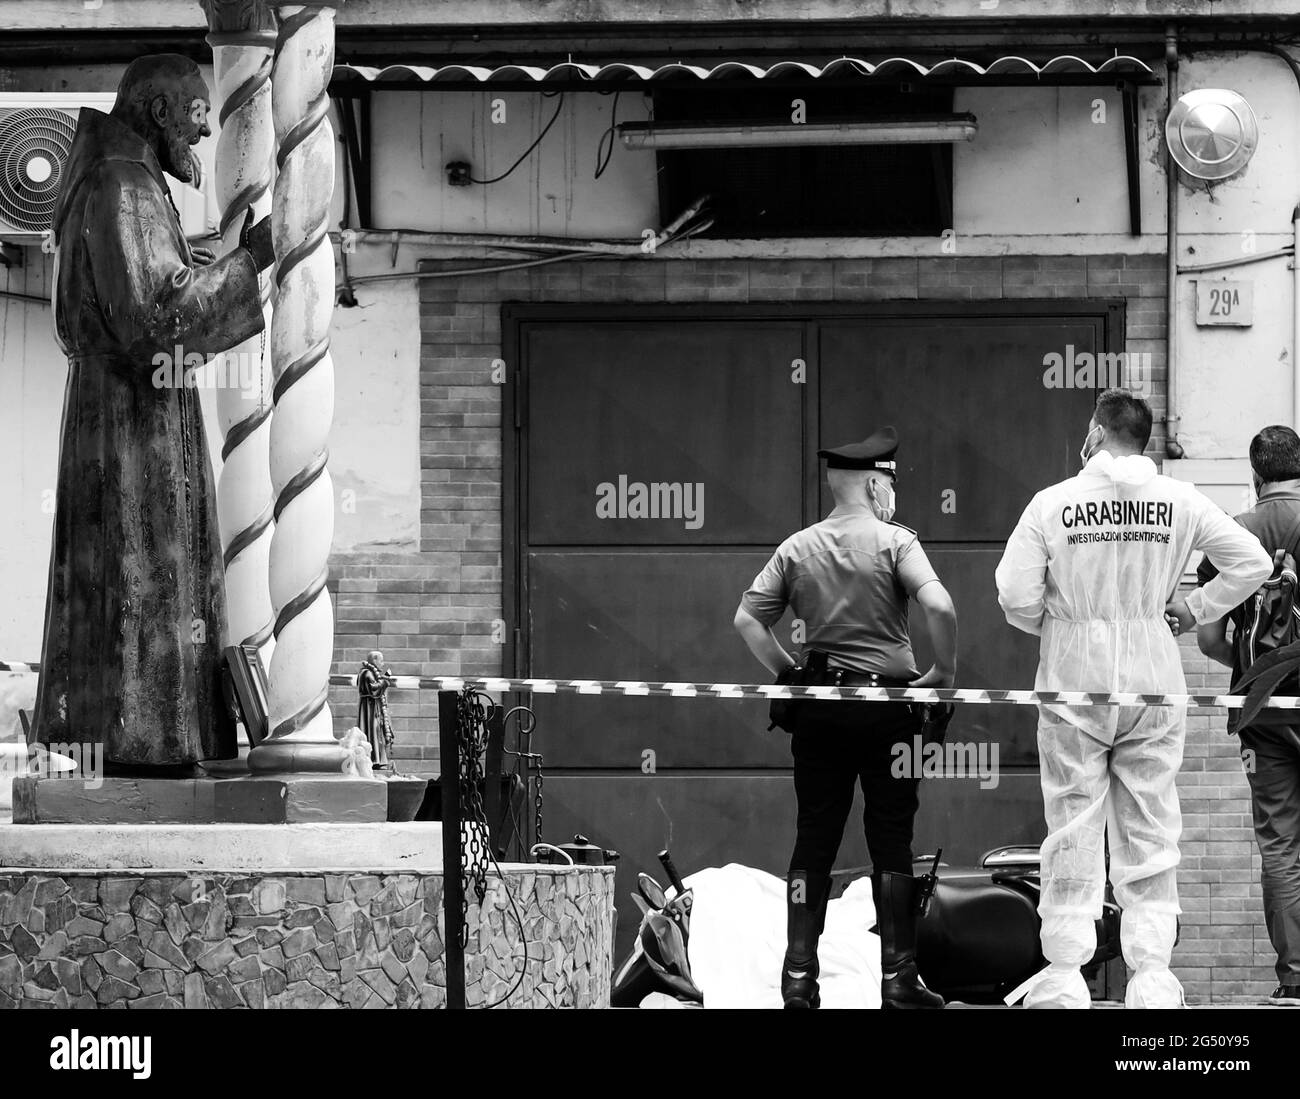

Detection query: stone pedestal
xmin=13 ymin=776 xmax=227 ymax=825
xmin=0 ymin=822 xmax=441 ymax=870
xmin=12 ymin=773 xmax=386 ymax=825
xmin=214 ymin=776 xmax=387 ymax=824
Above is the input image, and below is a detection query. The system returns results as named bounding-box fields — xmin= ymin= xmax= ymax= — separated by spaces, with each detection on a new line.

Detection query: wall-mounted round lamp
xmin=1165 ymin=88 xmax=1259 ymax=181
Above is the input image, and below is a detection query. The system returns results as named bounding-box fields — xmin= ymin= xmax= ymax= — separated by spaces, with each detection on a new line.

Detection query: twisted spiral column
xmin=207 ymin=13 xmax=278 ymax=677
xmin=250 ymin=0 xmax=345 ymax=772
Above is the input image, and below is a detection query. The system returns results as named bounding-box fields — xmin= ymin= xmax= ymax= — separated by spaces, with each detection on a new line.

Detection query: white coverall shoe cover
xmin=1125 ymin=967 xmax=1186 ymax=1008
xmin=1004 ymin=915 xmax=1094 ymax=1008
xmin=1122 ymin=906 xmax=1185 ymax=1008
xmin=1021 ymin=963 xmax=1092 ymax=1009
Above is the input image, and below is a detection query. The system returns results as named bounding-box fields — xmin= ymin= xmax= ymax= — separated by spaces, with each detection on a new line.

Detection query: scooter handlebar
xmin=658 ymin=849 xmax=687 ymax=897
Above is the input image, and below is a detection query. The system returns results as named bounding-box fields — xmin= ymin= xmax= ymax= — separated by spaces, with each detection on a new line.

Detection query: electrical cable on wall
xmin=338 ymin=210 xmax=715 ymax=290
xmin=469 ymin=91 xmax=565 ymax=185
xmin=593 ymin=90 xmax=621 ymax=179
xmin=0 ymin=288 xmax=49 ymax=305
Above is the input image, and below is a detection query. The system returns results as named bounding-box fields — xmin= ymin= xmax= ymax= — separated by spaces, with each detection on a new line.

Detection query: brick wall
xmin=327 ymin=250 xmax=1277 ymax=1001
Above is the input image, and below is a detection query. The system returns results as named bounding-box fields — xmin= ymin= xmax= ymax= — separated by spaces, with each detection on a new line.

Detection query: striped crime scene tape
xmin=325 ymin=673 xmax=1294 ymax=710
xmin=4 ymin=661 xmax=1292 ymax=709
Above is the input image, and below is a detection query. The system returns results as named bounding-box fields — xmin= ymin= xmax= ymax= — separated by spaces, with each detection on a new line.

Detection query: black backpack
xmin=1231 ymin=512 xmax=1300 ymax=730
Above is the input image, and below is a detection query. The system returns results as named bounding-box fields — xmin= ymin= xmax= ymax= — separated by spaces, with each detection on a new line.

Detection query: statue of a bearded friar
xmin=357 ymin=652 xmax=396 ymax=771
xmin=32 ymin=54 xmax=276 ymax=772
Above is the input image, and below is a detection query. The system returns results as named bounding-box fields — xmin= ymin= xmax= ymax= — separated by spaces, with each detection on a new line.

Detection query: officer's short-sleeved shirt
xmin=741 ymin=504 xmax=939 ymax=678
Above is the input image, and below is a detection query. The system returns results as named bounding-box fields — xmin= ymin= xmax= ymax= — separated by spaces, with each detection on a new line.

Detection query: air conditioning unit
xmin=0 ymin=92 xmax=212 ymax=248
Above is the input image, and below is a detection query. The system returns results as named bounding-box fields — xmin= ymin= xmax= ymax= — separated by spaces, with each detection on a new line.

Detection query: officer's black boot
xmin=878 ymin=871 xmax=944 ymax=1010
xmin=782 ymin=871 xmax=830 ymax=1009
xmin=867 ymin=871 xmax=881 ymax=935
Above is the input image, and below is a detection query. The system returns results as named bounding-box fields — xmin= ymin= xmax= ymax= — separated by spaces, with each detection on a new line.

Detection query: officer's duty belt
xmin=823 ymin=670 xmax=913 ymax=689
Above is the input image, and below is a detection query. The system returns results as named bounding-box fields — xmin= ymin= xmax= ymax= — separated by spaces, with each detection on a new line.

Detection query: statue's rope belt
xmin=320 ymin=673 xmax=1288 ymax=709
xmin=0 ymin=662 xmax=1283 ymax=709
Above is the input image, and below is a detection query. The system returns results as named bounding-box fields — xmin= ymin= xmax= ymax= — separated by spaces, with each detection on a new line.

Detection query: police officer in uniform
xmin=734 ymin=427 xmax=958 ymax=1009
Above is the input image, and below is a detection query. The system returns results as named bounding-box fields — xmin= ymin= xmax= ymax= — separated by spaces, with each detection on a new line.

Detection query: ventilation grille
xmin=0 ymin=107 xmax=77 ymax=234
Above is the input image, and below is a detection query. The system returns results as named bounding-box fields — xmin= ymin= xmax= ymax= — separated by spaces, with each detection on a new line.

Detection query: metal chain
xmin=533 ymin=756 xmax=543 ymax=847
xmin=455 ymin=687 xmax=492 ymax=948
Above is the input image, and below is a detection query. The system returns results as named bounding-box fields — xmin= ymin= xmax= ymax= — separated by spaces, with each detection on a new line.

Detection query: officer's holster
xmin=766 ymin=651 xmax=830 ymax=734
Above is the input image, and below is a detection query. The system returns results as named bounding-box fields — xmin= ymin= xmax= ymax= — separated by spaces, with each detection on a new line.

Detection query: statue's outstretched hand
xmin=241 ymin=208 xmax=275 ymax=271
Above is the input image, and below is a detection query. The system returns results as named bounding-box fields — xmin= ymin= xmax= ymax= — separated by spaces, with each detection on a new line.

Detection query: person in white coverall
xmin=995 ymin=389 xmax=1272 ymax=1008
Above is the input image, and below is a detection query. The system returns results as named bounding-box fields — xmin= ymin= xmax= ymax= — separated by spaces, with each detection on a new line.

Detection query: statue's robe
xmin=33 ymin=108 xmax=263 ymax=768
xmin=357 ymin=662 xmax=393 ymax=769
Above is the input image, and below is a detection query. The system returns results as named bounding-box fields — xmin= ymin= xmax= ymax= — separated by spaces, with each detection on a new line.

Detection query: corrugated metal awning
xmin=331 ymin=54 xmax=1158 ymax=87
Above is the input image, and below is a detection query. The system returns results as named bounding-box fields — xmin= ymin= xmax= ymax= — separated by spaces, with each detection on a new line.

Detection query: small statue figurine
xmin=357 ymin=651 xmax=396 ymax=770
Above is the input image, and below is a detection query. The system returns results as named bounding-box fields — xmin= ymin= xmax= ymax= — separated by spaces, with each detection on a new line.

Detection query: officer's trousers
xmin=787 ymin=700 xmax=923 ymax=880
xmin=1238 ymin=723 xmax=1300 ymax=985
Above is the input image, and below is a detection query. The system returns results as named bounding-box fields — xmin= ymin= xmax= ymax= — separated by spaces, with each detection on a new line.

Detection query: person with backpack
xmin=1196 ymin=424 xmax=1300 ymax=1006
xmin=996 ymin=389 xmax=1272 ymax=1008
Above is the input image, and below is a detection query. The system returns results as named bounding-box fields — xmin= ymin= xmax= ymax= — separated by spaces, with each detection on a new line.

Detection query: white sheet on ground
xmin=646 ymin=863 xmax=882 ymax=1009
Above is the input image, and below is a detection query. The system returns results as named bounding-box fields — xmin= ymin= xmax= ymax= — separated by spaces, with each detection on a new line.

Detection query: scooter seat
xmin=916 ymin=875 xmax=1041 ymax=990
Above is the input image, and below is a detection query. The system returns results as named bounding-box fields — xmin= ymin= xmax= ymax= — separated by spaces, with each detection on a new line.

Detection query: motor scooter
xmin=610 ymin=850 xmax=704 ymax=1007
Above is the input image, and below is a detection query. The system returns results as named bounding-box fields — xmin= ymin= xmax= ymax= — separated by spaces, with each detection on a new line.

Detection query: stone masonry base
xmin=0 ymin=866 xmax=615 ymax=1009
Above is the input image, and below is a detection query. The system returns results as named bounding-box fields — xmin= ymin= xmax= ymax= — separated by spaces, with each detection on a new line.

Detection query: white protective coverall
xmin=996 ymin=451 xmax=1271 ymax=1007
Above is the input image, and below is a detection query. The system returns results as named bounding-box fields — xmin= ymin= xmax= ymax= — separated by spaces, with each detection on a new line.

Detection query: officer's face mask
xmin=869 ymin=477 xmax=896 ymax=522
xmin=1079 ymin=424 xmax=1104 ymax=468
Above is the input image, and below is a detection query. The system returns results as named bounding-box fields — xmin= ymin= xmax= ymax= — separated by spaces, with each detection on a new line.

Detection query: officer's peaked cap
xmin=817 ymin=426 xmax=899 ymax=475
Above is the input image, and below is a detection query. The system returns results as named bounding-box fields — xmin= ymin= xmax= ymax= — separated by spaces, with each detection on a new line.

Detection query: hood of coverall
xmin=1080 ymin=451 xmax=1159 ymax=488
